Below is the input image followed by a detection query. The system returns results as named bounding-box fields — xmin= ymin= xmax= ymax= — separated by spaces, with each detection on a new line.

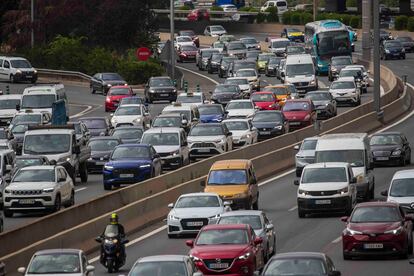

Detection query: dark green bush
xmin=301 ymin=12 xmax=313 ymax=24
xmin=256 ymin=12 xmax=267 ymax=24
xmin=395 ymin=15 xmax=408 ymax=30
xmin=349 ymin=16 xmax=360 ymax=28
xmin=239 ymin=6 xmax=251 ymax=11
xmin=407 ymin=17 xmax=414 ymax=32
xmin=266 ymin=6 xmax=279 ymax=22
xmin=178 ymin=6 xmax=191 ymax=10
xmin=84 ymin=47 xmax=116 ymax=75
xmin=210 ymin=6 xmax=224 ymax=11
xmin=282 ymin=11 xmax=292 ymax=24
xmin=291 ymin=12 xmax=302 ymax=25
xmin=117 ymin=58 xmax=164 ymax=85
xmin=346 ymin=0 xmax=357 ymax=6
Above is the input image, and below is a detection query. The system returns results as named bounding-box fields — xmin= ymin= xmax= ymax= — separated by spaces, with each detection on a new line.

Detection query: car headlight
xmin=241 ymin=134 xmax=251 ymax=139
xmin=170 ymin=150 xmax=180 ymax=156
xmin=309 ymin=79 xmax=316 ymax=86
xmin=345 ymin=227 xmax=363 ymax=236
xmin=298 ymin=189 xmax=309 ymax=196
xmin=274 ymin=125 xmax=282 ymax=130
xmin=173 ymin=89 xmax=177 ymax=93
xmin=149 ymin=89 xmax=155 ymax=93
xmin=57 ymin=157 xmax=71 ymax=163
xmin=392 ymin=149 xmax=402 ymax=156
xmin=215 ymin=138 xmax=225 ymax=144
xmin=220 ymin=65 xmax=225 ymax=69
xmin=16 ymin=69 xmax=22 ymax=74
xmin=384 ymin=226 xmax=403 ymax=235
xmin=106 ymin=83 xmax=112 ymax=87
xmin=104 ymin=165 xmax=114 ymax=170
xmin=190 ymin=255 xmax=201 ymax=261
xmin=338 ymin=186 xmax=348 ymax=195
xmin=237 ymin=252 xmax=251 ymax=260
xmin=168 ymin=214 xmax=180 ymax=221
xmin=139 ymin=164 xmax=151 ymax=168
xmin=43 ymin=188 xmax=54 ymax=193
xmin=385 ymin=49 xmax=390 ymax=53
xmin=133 ymin=118 xmax=142 ymax=123
xmin=34 ymin=69 xmax=38 ymax=74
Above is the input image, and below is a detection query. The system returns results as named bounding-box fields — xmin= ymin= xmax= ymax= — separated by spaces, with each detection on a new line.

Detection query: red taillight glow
xmin=106 ymin=97 xmax=111 ymax=103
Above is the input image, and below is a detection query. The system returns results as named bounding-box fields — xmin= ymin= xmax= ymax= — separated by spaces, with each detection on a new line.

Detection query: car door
xmin=81 ymin=253 xmax=88 ymax=276
xmin=151 ymin=146 xmax=162 ymax=175
xmin=93 ymin=74 xmax=102 ymax=91
xmin=0 ymin=58 xmax=4 ymax=81
xmin=3 ymin=60 xmax=11 ymax=80
xmin=62 ymin=168 xmax=73 ymax=201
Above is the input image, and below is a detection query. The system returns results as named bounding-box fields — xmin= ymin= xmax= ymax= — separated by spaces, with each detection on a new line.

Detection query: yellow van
xmin=203 ymin=159 xmax=259 ymax=210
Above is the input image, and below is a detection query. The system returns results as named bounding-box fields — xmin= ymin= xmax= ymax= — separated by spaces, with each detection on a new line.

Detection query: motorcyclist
xmin=101 ymin=213 xmax=126 ymax=260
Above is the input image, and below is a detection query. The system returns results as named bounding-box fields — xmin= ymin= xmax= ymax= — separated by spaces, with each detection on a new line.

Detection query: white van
xmin=21 ymin=84 xmax=68 ymax=117
xmin=315 ymin=133 xmax=375 ymax=201
xmin=0 ymin=56 xmax=37 ymax=83
xmin=260 ymin=0 xmax=288 ymax=13
xmin=284 ymin=54 xmax=318 ymax=95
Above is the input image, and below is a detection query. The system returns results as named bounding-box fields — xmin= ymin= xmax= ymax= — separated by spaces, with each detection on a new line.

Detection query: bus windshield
xmin=317 ymin=31 xmax=351 ymax=58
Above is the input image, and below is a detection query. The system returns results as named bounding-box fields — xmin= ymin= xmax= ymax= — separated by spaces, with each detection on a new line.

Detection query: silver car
xmin=223 ymin=118 xmax=258 ymax=147
xmin=304 ymin=91 xmax=337 ymax=119
xmin=224 ymin=41 xmax=247 ymax=59
xmin=167 ymin=192 xmax=231 ymax=238
xmin=329 ymin=77 xmax=361 ymax=106
xmin=217 ymin=210 xmax=276 ymax=261
xmin=294 ymin=136 xmax=318 ymax=177
xmin=128 ymin=255 xmax=202 ymax=276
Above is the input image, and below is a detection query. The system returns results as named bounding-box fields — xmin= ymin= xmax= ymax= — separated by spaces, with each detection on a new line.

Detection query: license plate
xmin=19 ymin=199 xmax=35 ymax=204
xmin=298 ymin=90 xmax=305 ymax=93
xmin=95 ymin=161 xmax=105 ymax=165
xmin=26 ymin=75 xmax=33 ymax=78
xmin=260 ymin=131 xmax=271 ymax=135
xmin=120 ymin=174 xmax=134 ymax=178
xmin=376 ymin=157 xmax=389 ymax=161
xmin=198 ymin=149 xmax=210 ymax=153
xmin=209 ymin=263 xmax=229 ymax=269
xmin=187 ymin=221 xmax=204 ymax=226
xmin=160 ymin=94 xmax=169 ymax=97
xmin=290 ymin=122 xmax=301 ymax=125
xmin=315 ymin=199 xmax=331 ymax=205
xmin=364 ymin=243 xmax=383 ymax=249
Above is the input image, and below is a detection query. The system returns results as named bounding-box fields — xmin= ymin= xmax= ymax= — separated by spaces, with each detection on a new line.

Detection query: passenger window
xmin=60 ymin=169 xmax=67 ymax=179
xmin=3 ymin=61 xmax=10 ymax=69
xmin=0 ymin=59 xmax=3 ymax=67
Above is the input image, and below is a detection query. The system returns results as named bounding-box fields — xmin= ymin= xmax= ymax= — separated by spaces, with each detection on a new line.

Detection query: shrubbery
xmin=282 ymin=11 xmax=313 ymax=25
xmin=395 ymin=15 xmax=408 ymax=30
xmin=408 ymin=17 xmax=414 ymax=32
xmin=265 ymin=7 xmax=279 ymax=22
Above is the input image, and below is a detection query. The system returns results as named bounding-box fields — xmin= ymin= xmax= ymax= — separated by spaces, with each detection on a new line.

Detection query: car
xmin=341 ymin=202 xmax=413 ymax=259
xmin=0 ymin=150 xmax=15 ymax=188
xmin=382 ymin=169 xmax=414 ymax=213
xmin=161 ymin=102 xmax=200 ymax=130
xmin=294 ymin=136 xmax=318 ymax=177
xmin=178 ymin=30 xmax=200 ymax=47
xmin=152 ymin=114 xmax=189 ymax=132
xmin=251 ymin=91 xmax=281 ymax=110
xmin=276 ymin=58 xmax=286 ymax=80
xmin=329 ymin=77 xmax=361 ymax=106
xmin=79 ymin=117 xmax=112 ymax=137
xmin=3 ymin=165 xmax=75 ymax=217
xmin=203 ymin=159 xmax=259 ymax=210
xmin=119 ymin=96 xmax=147 ymax=107
xmin=246 ymin=50 xmax=261 ymax=62
xmin=234 ymin=68 xmax=260 ymax=91
xmin=282 ymin=99 xmax=316 ymax=130
xmin=220 ymin=4 xmax=237 ymax=12
xmin=186 ymin=224 xmax=265 ymax=275
xmin=167 ymin=192 xmax=230 ymax=238
xmin=187 ymin=8 xmax=210 ymax=21
xmin=212 ymin=40 xmax=225 ymax=53
xmin=225 ymin=77 xmax=252 ymax=97
xmin=284 ymin=83 xmax=300 ymax=99
xmin=176 ymin=92 xmax=206 ymax=107
xmin=176 ymin=45 xmax=198 ymax=63
xmin=90 ymin=72 xmax=127 ymax=95
xmin=251 ymin=110 xmax=288 ymax=140
xmin=328 ymin=56 xmax=353 ymax=81
xmin=338 ymin=68 xmax=367 ymax=94
xmin=104 ymin=85 xmax=135 ymax=112
xmin=285 ymin=45 xmax=306 ymax=56
xmin=269 ymin=38 xmax=292 ymax=56
xmin=218 ymin=56 xmax=237 ymax=78
xmin=223 ymin=41 xmax=247 ymax=59
xmin=257 ymin=53 xmax=276 ymax=73
xmin=198 ymin=104 xmax=226 ymax=123
xmin=304 ymin=90 xmax=337 ymax=119
xmin=196 ymin=48 xmax=220 ymax=71
xmin=11 ymin=155 xmax=50 ymax=176
xmin=144 ymin=76 xmax=177 ymax=103
xmin=261 ymin=0 xmax=288 ymax=12
xmin=262 ymin=252 xmax=341 ymax=276
xmin=396 ymin=36 xmax=414 ymax=52
xmin=111 ymin=126 xmax=143 ymax=144
xmin=228 ymin=60 xmax=257 ymax=77
xmin=110 ymin=104 xmax=150 ymax=129
xmin=174 ymin=36 xmax=195 ymax=49
xmin=265 ymin=57 xmax=283 ymax=77
xmin=187 ymin=123 xmax=232 ymax=160
xmin=128 ymin=255 xmax=202 ymax=276
xmin=295 ymin=162 xmax=358 ymax=218
xmin=0 ymin=127 xmax=16 ymax=151
xmin=381 ymin=39 xmax=406 ymax=60
xmin=369 ymin=132 xmax=411 ymax=166
xmin=240 ymin=37 xmax=261 ymax=51
xmin=225 ymin=99 xmax=256 ymax=119
xmin=86 ymin=137 xmax=122 ymax=173
xmin=103 ymin=144 xmax=162 ymax=190
xmin=71 ymin=121 xmax=91 ymax=146
xmin=223 ymin=118 xmax=258 ymax=147
xmin=210 ymin=84 xmax=242 ymax=105
xmin=206 ymin=52 xmax=223 ymax=74
xmin=0 ymin=94 xmax=22 ymax=127
xmin=17 ymin=249 xmax=94 ymax=276
xmin=218 ymin=34 xmax=237 ymax=45
xmin=203 ymin=25 xmax=227 ymax=37
xmin=0 ymin=56 xmax=37 ymax=83
xmin=281 ymin=27 xmax=305 ymax=42
xmin=284 ymin=54 xmax=318 ymax=93
xmin=9 ymin=110 xmax=51 ymax=130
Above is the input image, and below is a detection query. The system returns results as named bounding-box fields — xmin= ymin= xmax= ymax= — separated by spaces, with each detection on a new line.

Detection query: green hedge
xmin=395 ymin=15 xmax=408 ymax=30
xmin=408 ymin=17 xmax=414 ymax=32
xmin=210 ymin=6 xmax=224 ymax=11
xmin=266 ymin=6 xmax=279 ymax=23
xmin=282 ymin=11 xmax=313 ymax=25
xmin=256 ymin=12 xmax=267 ymax=24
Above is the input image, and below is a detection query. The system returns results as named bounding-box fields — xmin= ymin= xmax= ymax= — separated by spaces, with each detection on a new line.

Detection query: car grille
xmin=113 ymin=168 xmax=137 ymax=176
xmin=158 ymin=152 xmax=171 ymax=157
xmin=192 ymin=142 xmax=215 ymax=148
xmin=203 ymin=258 xmax=234 ymax=271
xmin=12 ymin=190 xmax=42 ymax=195
xmin=293 ymin=82 xmax=309 ymax=87
xmin=373 ymin=151 xmax=391 ymax=157
xmin=180 ymin=218 xmax=209 ymax=230
xmin=308 ymin=190 xmax=338 ymax=196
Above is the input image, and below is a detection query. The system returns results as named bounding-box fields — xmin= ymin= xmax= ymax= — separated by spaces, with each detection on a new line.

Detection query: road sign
xmin=136 ymin=47 xmax=151 ymax=61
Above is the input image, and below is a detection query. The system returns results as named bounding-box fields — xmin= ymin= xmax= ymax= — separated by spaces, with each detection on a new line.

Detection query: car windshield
xmin=163 ymin=110 xmax=191 ymax=121
xmin=199 ymin=105 xmax=224 ymax=115
xmin=225 ymin=79 xmax=248 ymax=85
xmin=263 ymin=258 xmax=327 ymax=275
xmin=150 ymin=78 xmax=173 ymax=87
xmin=390 ymin=178 xmax=414 ymax=197
xmin=0 ymin=99 xmax=20 ymax=109
xmin=286 ymin=64 xmax=314 ymax=77
xmin=287 ymin=47 xmax=306 ymax=54
xmin=339 ymin=70 xmax=359 ymax=78
xmin=214 ymin=85 xmax=239 ymax=94
xmin=102 ymin=73 xmax=123 ymax=81
xmin=27 ymin=253 xmax=81 ymax=274
xmin=316 ymin=150 xmax=364 ymax=167
xmin=11 ymin=114 xmax=41 ymax=125
xmin=301 ymin=139 xmax=317 ymax=150
xmin=370 ymin=135 xmax=402 ymax=145
xmin=208 ymin=169 xmax=247 ymax=185
xmin=397 ymin=37 xmax=412 ymax=42
xmin=213 ymin=42 xmax=225 ymax=48
xmin=211 ymin=26 xmax=225 ymax=32
xmin=264 ymin=87 xmax=288 ymax=95
xmin=24 ymin=134 xmax=70 ymax=154
xmin=112 ymin=129 xmax=143 ymax=140
xmin=227 ymin=102 xmax=253 ymax=110
xmin=233 ymin=62 xmax=256 ymax=71
xmin=251 ymin=93 xmax=274 ymax=102
xmin=332 ymin=57 xmax=352 ymax=66
xmin=302 ymin=167 xmax=347 ymax=183
xmin=283 ymin=101 xmax=310 ymax=111
xmin=111 ymin=146 xmax=150 ymax=159
xmin=385 ymin=41 xmax=402 ymax=48
xmin=196 ymin=229 xmax=248 ymax=245
xmin=15 ymin=158 xmax=43 ymax=168
xmin=201 ymin=50 xmax=218 ymax=57
xmin=89 ymin=139 xmax=120 ymax=151
xmin=109 ymin=88 xmax=130 ymax=96
xmin=81 ymin=119 xmax=106 ymax=129
xmin=177 ymin=36 xmax=192 ymax=42
xmin=241 ymin=38 xmax=257 ymax=44
xmin=115 ymin=106 xmax=142 ymax=116
xmin=175 ymin=196 xmax=220 ymax=208
xmin=351 ymin=206 xmax=401 ymax=223
xmin=177 ymin=94 xmax=201 ymax=103
xmin=331 ymin=81 xmax=355 ymax=89
xmin=11 ymin=124 xmax=30 ymax=134
xmin=152 ymin=117 xmax=182 ymax=128
xmin=258 ymin=55 xmax=272 ymax=61
xmin=305 ymin=93 xmax=330 ymax=101
xmin=180 ymin=30 xmax=194 ymax=36
xmin=228 ymin=43 xmax=246 ymax=50
xmin=190 ymin=125 xmax=224 ymax=136
xmin=235 ymin=70 xmax=256 ymax=77
xmin=246 ymin=52 xmax=260 ymax=59
xmin=129 ymin=261 xmax=186 ymax=276
xmin=21 ymin=94 xmax=55 ymax=108
xmin=10 ymin=59 xmax=32 ymax=68
xmin=224 ymin=121 xmax=248 ymax=131
xmin=272 ymin=40 xmax=291 ymax=48
xmin=211 ymin=54 xmax=223 ymax=62
xmin=219 ymin=215 xmax=262 ymax=230
xmin=141 ymin=133 xmax=180 ymax=146
xmin=120 ymin=97 xmax=145 ymax=105
xmin=13 ymin=169 xmax=55 ymax=182
xmin=253 ymin=112 xmax=283 ymax=123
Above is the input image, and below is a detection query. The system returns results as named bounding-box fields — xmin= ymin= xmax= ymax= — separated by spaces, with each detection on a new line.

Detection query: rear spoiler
xmin=27 ymin=124 xmax=75 ymax=131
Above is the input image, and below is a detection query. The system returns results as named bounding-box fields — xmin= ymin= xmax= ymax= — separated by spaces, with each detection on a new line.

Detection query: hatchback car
xmin=90 ymin=72 xmax=127 ymax=95
xmin=282 ymin=99 xmax=316 ymax=130
xmin=304 ymin=91 xmax=337 ymax=119
xmin=223 ymin=118 xmax=258 ymax=147
xmin=370 ymin=132 xmax=411 ymax=166
xmin=251 ymin=91 xmax=281 ymax=111
xmin=176 ymin=45 xmax=198 ymax=63
xmin=86 ymin=137 xmax=122 ymax=173
xmin=381 ymin=40 xmax=405 ymax=60
xmin=128 ymin=255 xmax=202 ymax=276
xmin=104 ymin=86 xmax=134 ymax=112
xmin=252 ymin=110 xmax=289 ymax=140
xmin=198 ymin=104 xmax=226 ymax=123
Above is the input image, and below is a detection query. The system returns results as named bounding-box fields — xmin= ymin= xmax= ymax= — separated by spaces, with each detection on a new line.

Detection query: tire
xmin=168 ymin=233 xmax=177 ymax=239
xmin=91 ymin=86 xmax=95 ymax=94
xmin=53 ymin=194 xmax=61 ymax=213
xmin=107 ymin=260 xmax=114 ymax=273
xmin=252 ymin=195 xmax=259 ymax=210
xmin=370 ymin=184 xmax=375 ymax=200
xmin=345 ymin=198 xmax=353 ymax=215
xmin=65 ymin=191 xmax=75 ymax=207
xmin=80 ymin=162 xmax=88 ymax=183
xmin=104 ymin=183 xmax=112 ymax=190
xmin=9 ymin=75 xmax=15 ymax=83
xmin=343 ymin=252 xmax=351 ymax=260
xmin=298 ymin=208 xmax=306 ymax=218
xmin=3 ymin=209 xmax=13 ymax=218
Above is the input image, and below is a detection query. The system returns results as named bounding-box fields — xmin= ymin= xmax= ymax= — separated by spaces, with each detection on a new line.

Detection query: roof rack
xmin=27 ymin=124 xmax=75 ymax=131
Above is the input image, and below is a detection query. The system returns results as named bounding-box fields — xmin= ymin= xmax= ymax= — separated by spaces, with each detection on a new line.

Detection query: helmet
xmin=110 ymin=213 xmax=119 ymax=225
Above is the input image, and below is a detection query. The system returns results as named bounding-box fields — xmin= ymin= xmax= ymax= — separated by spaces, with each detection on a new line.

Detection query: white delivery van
xmin=284 ymin=54 xmax=318 ymax=96
xmin=315 ymin=133 xmax=375 ymax=201
xmin=260 ymin=0 xmax=288 ymax=13
xmin=0 ymin=56 xmax=37 ymax=83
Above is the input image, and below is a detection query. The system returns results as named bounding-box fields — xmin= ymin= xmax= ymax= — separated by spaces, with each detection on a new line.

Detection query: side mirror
xmin=254 ymin=236 xmax=263 ymax=245
xmin=186 ymin=240 xmax=194 ymax=248
xmin=5 ymin=164 xmax=12 ymax=172
xmin=200 ymin=180 xmax=206 ymax=187
xmin=380 ymin=190 xmax=388 ymax=196
xmin=95 ymin=236 xmax=102 ymax=243
xmin=86 ymin=265 xmax=95 ymax=273
xmin=73 ymin=145 xmax=81 ymax=154
xmin=341 ymin=216 xmax=348 ymax=222
xmin=266 ymin=223 xmax=274 ymax=230
xmin=17 ymin=267 xmax=26 ymax=274
xmin=294 ymin=179 xmax=299 ymax=186
xmin=168 ymin=203 xmax=174 ymax=208
xmin=293 ymin=145 xmax=300 ymax=150
xmin=350 ymin=177 xmax=357 ymax=184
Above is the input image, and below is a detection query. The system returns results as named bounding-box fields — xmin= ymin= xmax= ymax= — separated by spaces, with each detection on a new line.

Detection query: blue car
xmin=103 ymin=144 xmax=162 ymax=190
xmin=198 ymin=104 xmax=225 ymax=123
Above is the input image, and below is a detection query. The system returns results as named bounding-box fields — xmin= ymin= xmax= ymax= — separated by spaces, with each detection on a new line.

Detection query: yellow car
xmin=263 ymin=85 xmax=291 ymax=107
xmin=202 ymin=159 xmax=259 ymax=210
xmin=281 ymin=27 xmax=305 ymax=43
xmin=257 ymin=53 xmax=276 ymax=73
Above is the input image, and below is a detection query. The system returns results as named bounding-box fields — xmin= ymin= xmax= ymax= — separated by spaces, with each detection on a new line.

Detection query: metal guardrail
xmin=37 ymin=68 xmax=92 ymax=82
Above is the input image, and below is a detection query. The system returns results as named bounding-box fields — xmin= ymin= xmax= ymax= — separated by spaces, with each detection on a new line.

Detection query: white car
xmin=225 ymin=77 xmax=252 ymax=96
xmin=0 ymin=94 xmax=22 ymax=126
xmin=383 ymin=169 xmax=414 ymax=213
xmin=204 ymin=25 xmax=227 ymax=37
xmin=212 ymin=41 xmax=225 ymax=53
xmin=234 ymin=68 xmax=260 ymax=90
xmin=223 ymin=118 xmax=258 ymax=147
xmin=3 ymin=165 xmax=75 ymax=217
xmin=225 ymin=99 xmax=256 ymax=118
xmin=110 ymin=104 xmax=151 ymax=129
xmin=329 ymin=77 xmax=361 ymax=106
xmin=167 ymin=192 xmax=231 ymax=238
xmin=220 ymin=4 xmax=237 ymax=12
xmin=174 ymin=36 xmax=195 ymax=49
xmin=176 ymin=92 xmax=206 ymax=107
xmin=269 ymin=38 xmax=291 ymax=57
xmin=9 ymin=111 xmax=51 ymax=130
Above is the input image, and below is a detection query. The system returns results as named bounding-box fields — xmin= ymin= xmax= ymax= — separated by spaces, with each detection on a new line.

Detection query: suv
xmin=0 ymin=56 xmax=37 ymax=83
xmin=328 ymin=56 xmax=353 ymax=82
xmin=144 ymin=76 xmax=177 ymax=104
xmin=3 ymin=165 xmax=74 ymax=217
xmin=329 ymin=77 xmax=361 ymax=106
xmin=295 ymin=162 xmax=357 ymax=218
xmin=382 ymin=169 xmax=414 ymax=213
xmin=161 ymin=102 xmax=200 ymax=130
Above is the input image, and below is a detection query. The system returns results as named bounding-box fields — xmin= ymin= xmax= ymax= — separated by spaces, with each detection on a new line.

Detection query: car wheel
xmin=54 ymin=194 xmax=61 ymax=213
xmin=298 ymin=208 xmax=306 ymax=218
xmin=65 ymin=190 xmax=75 ymax=207
xmin=104 ymin=183 xmax=112 ymax=190
xmin=9 ymin=75 xmax=15 ymax=83
xmin=168 ymin=233 xmax=177 ymax=239
xmin=91 ymin=86 xmax=95 ymax=94
xmin=3 ymin=209 xmax=13 ymax=218
xmin=252 ymin=195 xmax=259 ymax=210
xmin=400 ymin=156 xmax=406 ymax=166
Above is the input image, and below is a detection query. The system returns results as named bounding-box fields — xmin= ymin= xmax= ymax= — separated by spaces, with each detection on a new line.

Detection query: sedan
xmin=187 ymin=224 xmax=265 ymax=275
xmin=79 ymin=117 xmax=112 ymax=137
xmin=225 ymin=77 xmax=252 ymax=97
xmin=210 ymin=84 xmax=242 ymax=106
xmin=223 ymin=118 xmax=258 ymax=147
xmin=187 ymin=8 xmax=210 ymax=22
xmin=167 ymin=192 xmax=230 ymax=238
xmin=86 ymin=137 xmax=122 ymax=173
xmin=174 ymin=36 xmax=195 ymax=50
xmin=304 ymin=91 xmax=337 ymax=119
xmin=225 ymin=99 xmax=256 ymax=119
xmin=252 ymin=110 xmax=288 ymax=140
xmin=111 ymin=126 xmax=143 ymax=144
xmin=105 ymin=85 xmax=134 ymax=112
xmin=203 ymin=25 xmax=227 ymax=37
xmin=128 ymin=255 xmax=201 ymax=276
xmin=224 ymin=41 xmax=247 ymax=59
xmin=240 ymin=37 xmax=261 ymax=51
xmin=198 ymin=104 xmax=226 ymax=123
xmin=381 ymin=40 xmax=406 ymax=60
xmin=217 ymin=210 xmax=276 ymax=262
xmin=207 ymin=53 xmax=224 ymax=74
xmin=176 ymin=45 xmax=198 ymax=63
xmin=396 ymin=36 xmax=414 ymax=52
xmin=90 ymin=72 xmax=127 ymax=95
xmin=265 ymin=57 xmax=282 ymax=77
xmin=282 ymin=99 xmax=316 ymax=130
xmin=144 ymin=76 xmax=177 ymax=103
xmin=251 ymin=91 xmax=281 ymax=111
xmin=342 ymin=202 xmax=413 ymax=259
xmin=179 ymin=30 xmax=199 ymax=47
xmin=370 ymin=132 xmax=411 ymax=166
xmin=110 ymin=104 xmax=151 ymax=129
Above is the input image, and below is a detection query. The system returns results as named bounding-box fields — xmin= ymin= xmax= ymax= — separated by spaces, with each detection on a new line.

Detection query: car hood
xmin=231 ymin=130 xmax=250 ymax=139
xmin=371 ymin=145 xmax=401 ymax=152
xmin=182 ymin=50 xmax=198 ymax=55
xmin=254 ymin=101 xmax=275 ymax=108
xmin=200 ymin=114 xmax=223 ymax=123
xmin=191 ymin=244 xmax=250 ymax=259
xmin=313 ymin=100 xmax=330 ymax=108
xmin=388 ymin=196 xmax=414 ymax=204
xmin=296 ymin=149 xmax=315 ymax=158
xmin=252 ymin=121 xmax=282 ymax=128
xmin=330 ymin=89 xmax=355 ymax=94
xmin=152 ymin=145 xmax=180 ymax=154
xmin=286 ymin=75 xmax=314 ymax=82
xmin=188 ymin=135 xmax=225 ymax=143
xmin=212 ymin=92 xmax=238 ymax=99
xmin=151 ymin=86 xmax=175 ymax=91
xmin=8 ymin=182 xmax=56 ymax=190
xmin=348 ymin=221 xmax=402 ymax=234
xmin=299 ymin=182 xmax=348 ymax=191
xmin=204 ymin=184 xmax=248 ymax=197
xmin=170 ymin=207 xmax=223 ymax=218
xmin=91 ymin=150 xmax=112 ymax=159
xmin=108 ymin=95 xmax=129 ymax=101
xmin=226 ymin=109 xmax=255 ymax=118
xmin=0 ymin=109 xmax=17 ymax=117
xmin=113 ymin=115 xmax=142 ymax=122
xmin=105 ymin=80 xmax=127 ymax=86
xmin=106 ymin=159 xmax=152 ymax=167
xmin=283 ymin=110 xmax=309 ymax=120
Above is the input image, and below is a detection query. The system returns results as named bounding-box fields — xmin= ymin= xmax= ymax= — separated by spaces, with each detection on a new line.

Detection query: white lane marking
xmin=288 ymin=206 xmax=298 ymax=211
xmin=258 ymin=169 xmax=296 ymax=187
xmin=75 ymin=187 xmax=87 ymax=193
xmin=331 ymin=236 xmax=342 ymax=244
xmin=89 ymin=225 xmax=168 ymax=263
xmin=176 ymin=65 xmax=219 ymax=85
xmin=69 ymin=104 xmax=102 ymax=119
xmin=319 ymin=80 xmax=327 ymax=89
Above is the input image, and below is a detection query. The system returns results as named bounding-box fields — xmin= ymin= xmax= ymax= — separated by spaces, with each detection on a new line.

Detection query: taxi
xmin=262 ymin=85 xmax=291 ymax=107
xmin=257 ymin=53 xmax=276 ymax=73
xmin=281 ymin=27 xmax=305 ymax=43
xmin=176 ymin=92 xmax=206 ymax=107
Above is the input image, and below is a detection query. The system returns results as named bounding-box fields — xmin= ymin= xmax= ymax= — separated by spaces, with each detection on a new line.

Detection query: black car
xmin=111 ymin=126 xmax=144 ymax=144
xmin=370 ymin=132 xmax=411 ymax=166
xmin=210 ymin=84 xmax=242 ymax=105
xmin=197 ymin=48 xmax=220 ymax=71
xmin=228 ymin=60 xmax=256 ymax=77
xmin=381 ymin=40 xmax=405 ymax=60
xmin=328 ymin=56 xmax=353 ymax=81
xmin=79 ymin=117 xmax=112 ymax=137
xmin=12 ymin=155 xmax=50 ymax=176
xmin=90 ymin=72 xmax=127 ymax=95
xmin=304 ymin=91 xmax=337 ymax=119
xmin=144 ymin=76 xmax=177 ymax=103
xmin=396 ymin=36 xmax=414 ymax=52
xmin=207 ymin=53 xmax=224 ymax=74
xmin=10 ymin=122 xmax=38 ymax=155
xmin=251 ymin=110 xmax=288 ymax=141
xmin=265 ymin=57 xmax=282 ymax=77
xmin=87 ymin=137 xmax=122 ymax=173
xmin=218 ymin=56 xmax=237 ymax=78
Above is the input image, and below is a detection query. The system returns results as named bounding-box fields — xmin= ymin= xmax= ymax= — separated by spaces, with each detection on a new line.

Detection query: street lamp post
xmin=373 ymin=0 xmax=382 ymax=118
xmin=31 ymin=0 xmax=34 ymax=48
xmin=170 ymin=0 xmax=175 ymax=79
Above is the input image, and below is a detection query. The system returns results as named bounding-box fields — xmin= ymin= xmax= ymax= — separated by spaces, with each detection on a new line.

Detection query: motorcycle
xmin=95 ymin=235 xmax=129 ymax=273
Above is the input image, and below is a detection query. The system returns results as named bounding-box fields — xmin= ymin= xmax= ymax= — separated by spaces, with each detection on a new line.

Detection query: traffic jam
xmin=0 ymin=16 xmax=413 ymax=276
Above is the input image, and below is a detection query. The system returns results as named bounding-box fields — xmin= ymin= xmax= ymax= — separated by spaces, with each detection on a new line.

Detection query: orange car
xmin=262 ymin=85 xmax=291 ymax=107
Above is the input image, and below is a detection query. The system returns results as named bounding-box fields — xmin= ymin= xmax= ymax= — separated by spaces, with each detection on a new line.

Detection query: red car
xmin=282 ymin=99 xmax=316 ymax=130
xmin=250 ymin=91 xmax=281 ymax=110
xmin=176 ymin=45 xmax=198 ymax=63
xmin=187 ymin=9 xmax=210 ymax=22
xmin=105 ymin=86 xmax=134 ymax=112
xmin=342 ymin=202 xmax=413 ymax=259
xmin=179 ymin=30 xmax=200 ymax=48
xmin=186 ymin=224 xmax=265 ymax=275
